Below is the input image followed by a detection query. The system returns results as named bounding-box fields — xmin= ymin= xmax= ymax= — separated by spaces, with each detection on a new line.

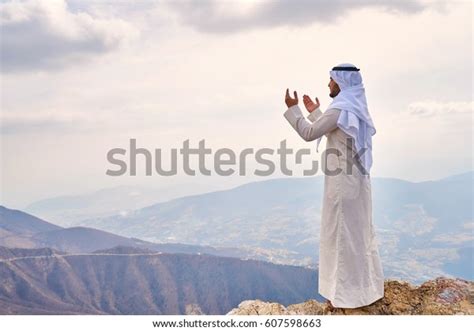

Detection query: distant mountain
xmin=64 ymin=172 xmax=473 ymax=284
xmin=0 ymin=205 xmax=292 ymax=264
xmin=30 ymin=226 xmax=159 ymax=253
xmin=0 ymin=245 xmax=321 ymax=314
xmin=0 ymin=206 xmax=61 ymax=235
xmin=25 ymin=185 xmax=178 ymax=227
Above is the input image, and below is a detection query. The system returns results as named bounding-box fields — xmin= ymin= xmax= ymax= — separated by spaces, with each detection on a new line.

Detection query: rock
xmin=227 ymin=277 xmax=474 ymax=315
xmin=227 ymin=300 xmax=288 ymax=315
xmin=185 ymin=303 xmax=204 ymax=315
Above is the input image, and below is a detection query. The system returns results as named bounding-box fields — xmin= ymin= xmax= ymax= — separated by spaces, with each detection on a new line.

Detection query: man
xmin=282 ymin=63 xmax=384 ymax=309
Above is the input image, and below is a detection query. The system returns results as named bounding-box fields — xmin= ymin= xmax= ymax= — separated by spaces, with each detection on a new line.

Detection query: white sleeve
xmin=283 ymin=105 xmax=340 ymax=142
xmin=307 ymin=107 xmax=322 ymax=122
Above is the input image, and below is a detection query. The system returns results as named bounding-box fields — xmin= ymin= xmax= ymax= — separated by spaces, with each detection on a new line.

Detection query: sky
xmin=0 ymin=0 xmax=473 ymax=208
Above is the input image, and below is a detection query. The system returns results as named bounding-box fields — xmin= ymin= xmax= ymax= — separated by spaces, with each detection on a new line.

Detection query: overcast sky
xmin=1 ymin=0 xmax=472 ymax=208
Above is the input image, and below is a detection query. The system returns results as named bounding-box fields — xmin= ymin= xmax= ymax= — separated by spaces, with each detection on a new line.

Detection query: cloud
xmin=0 ymin=0 xmax=138 ymax=73
xmin=0 ymin=103 xmax=171 ymax=134
xmin=0 ymin=109 xmax=97 ymax=133
xmin=406 ymin=101 xmax=474 ymax=118
xmin=166 ymin=0 xmax=433 ymax=34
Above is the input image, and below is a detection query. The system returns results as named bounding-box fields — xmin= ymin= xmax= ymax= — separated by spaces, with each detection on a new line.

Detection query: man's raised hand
xmin=303 ymin=95 xmax=320 ymax=113
xmin=285 ymin=88 xmax=298 ymax=108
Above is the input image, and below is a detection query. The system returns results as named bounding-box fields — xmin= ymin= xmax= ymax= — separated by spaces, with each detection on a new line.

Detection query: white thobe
xmin=283 ymin=104 xmax=385 ymax=308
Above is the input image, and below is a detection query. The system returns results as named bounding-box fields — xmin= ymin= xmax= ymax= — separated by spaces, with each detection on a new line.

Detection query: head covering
xmin=316 ymin=63 xmax=376 ymax=174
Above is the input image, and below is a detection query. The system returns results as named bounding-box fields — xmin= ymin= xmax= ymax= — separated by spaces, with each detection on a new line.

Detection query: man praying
xmin=282 ymin=63 xmax=385 ymax=309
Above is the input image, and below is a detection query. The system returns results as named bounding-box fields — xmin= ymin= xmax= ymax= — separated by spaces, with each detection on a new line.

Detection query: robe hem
xmin=318 ymin=275 xmax=385 ymax=309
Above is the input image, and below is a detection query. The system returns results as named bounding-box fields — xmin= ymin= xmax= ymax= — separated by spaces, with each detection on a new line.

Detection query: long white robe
xmin=283 ymin=104 xmax=385 ymax=308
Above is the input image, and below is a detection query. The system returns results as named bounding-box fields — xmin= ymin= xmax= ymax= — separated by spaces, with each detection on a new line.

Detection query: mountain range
xmin=1 ymin=171 xmax=472 ymax=314
xmin=26 ymin=172 xmax=472 ymax=284
xmin=0 ymin=206 xmax=322 ymax=314
xmin=0 ymin=245 xmax=319 ymax=314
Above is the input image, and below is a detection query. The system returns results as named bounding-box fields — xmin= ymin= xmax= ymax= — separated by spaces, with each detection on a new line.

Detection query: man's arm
xmin=283 ymin=105 xmax=340 ymax=142
xmin=307 ymin=107 xmax=323 ymax=122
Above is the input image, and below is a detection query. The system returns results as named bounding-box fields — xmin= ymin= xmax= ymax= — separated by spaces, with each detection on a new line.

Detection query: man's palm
xmin=303 ymin=95 xmax=320 ymax=113
xmin=285 ymin=88 xmax=298 ymax=107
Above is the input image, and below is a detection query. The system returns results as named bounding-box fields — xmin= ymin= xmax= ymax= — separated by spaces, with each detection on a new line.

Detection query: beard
xmin=329 ymin=90 xmax=340 ymax=98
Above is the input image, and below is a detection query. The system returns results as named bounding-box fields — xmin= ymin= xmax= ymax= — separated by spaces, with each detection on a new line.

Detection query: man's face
xmin=328 ymin=77 xmax=340 ymax=98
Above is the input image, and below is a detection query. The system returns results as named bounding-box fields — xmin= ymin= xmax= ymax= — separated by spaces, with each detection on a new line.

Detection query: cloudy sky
xmin=1 ymin=0 xmax=472 ymax=208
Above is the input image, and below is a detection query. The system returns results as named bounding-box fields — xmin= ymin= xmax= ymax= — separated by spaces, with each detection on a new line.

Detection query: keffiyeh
xmin=316 ymin=63 xmax=376 ymax=174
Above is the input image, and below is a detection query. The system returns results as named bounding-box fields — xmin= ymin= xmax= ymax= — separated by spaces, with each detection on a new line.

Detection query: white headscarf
xmin=316 ymin=63 xmax=376 ymax=174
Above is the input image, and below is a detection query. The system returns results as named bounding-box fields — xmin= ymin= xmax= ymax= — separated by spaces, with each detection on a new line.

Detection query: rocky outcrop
xmin=227 ymin=277 xmax=474 ymax=315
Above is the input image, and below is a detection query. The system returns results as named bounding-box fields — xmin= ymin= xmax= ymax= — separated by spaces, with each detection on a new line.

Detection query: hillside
xmin=0 ymin=245 xmax=322 ymax=314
